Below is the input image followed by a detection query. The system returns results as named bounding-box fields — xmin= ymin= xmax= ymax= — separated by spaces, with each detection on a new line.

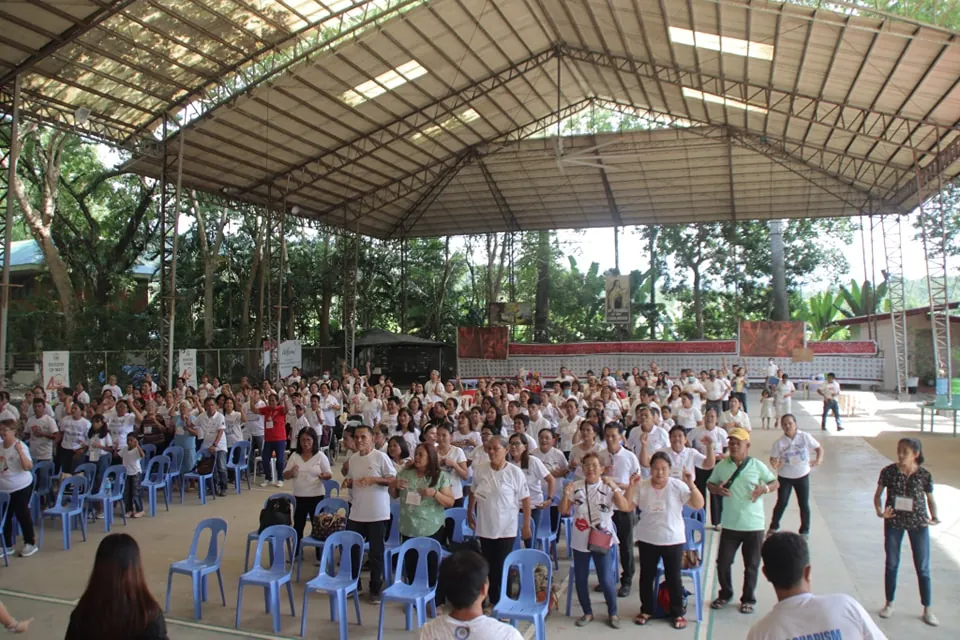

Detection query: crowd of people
xmin=0 ymin=357 xmax=941 ymax=637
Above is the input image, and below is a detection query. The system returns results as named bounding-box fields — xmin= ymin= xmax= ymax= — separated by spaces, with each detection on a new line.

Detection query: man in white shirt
xmin=102 ymin=375 xmax=123 ymax=404
xmin=26 ymin=398 xmax=58 ymax=463
xmin=627 ymin=408 xmax=670 ymax=475
xmin=601 ymin=422 xmax=641 ymax=597
xmin=242 ymin=389 xmax=266 ymax=476
xmin=818 ymin=372 xmax=844 ymax=432
xmin=721 ymin=396 xmax=752 ymax=432
xmin=196 ymin=397 xmax=228 ymax=497
xmin=704 ymin=370 xmax=729 ymax=417
xmin=73 ymin=383 xmax=90 ymax=406
xmin=0 ymin=391 xmax=20 ymax=424
xmin=420 ymin=550 xmax=523 ymax=640
xmin=526 ymin=396 xmax=551 ymax=437
xmin=748 ymin=532 xmax=886 ymax=639
xmin=766 ymin=359 xmax=780 ymax=389
xmin=682 ymin=373 xmax=707 ymax=412
xmin=343 ymin=424 xmax=396 ymax=604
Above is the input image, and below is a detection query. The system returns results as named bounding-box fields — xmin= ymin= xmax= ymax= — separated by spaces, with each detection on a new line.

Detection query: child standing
xmin=120 ymin=434 xmax=144 ymax=518
xmin=760 ymin=389 xmax=775 ymax=430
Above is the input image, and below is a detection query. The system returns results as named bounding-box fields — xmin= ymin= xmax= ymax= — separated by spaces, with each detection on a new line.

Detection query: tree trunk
xmin=693 ymin=266 xmax=704 ymax=339
xmin=241 ymin=215 xmax=265 ymax=347
xmin=769 ymin=219 xmax=789 ymax=321
xmin=193 ymin=194 xmax=229 ymax=347
xmin=318 ymin=234 xmax=333 ymax=346
xmin=429 ymin=237 xmax=453 ymax=339
xmin=648 ymin=227 xmax=658 ymax=339
xmin=534 ymin=230 xmax=550 ymax=342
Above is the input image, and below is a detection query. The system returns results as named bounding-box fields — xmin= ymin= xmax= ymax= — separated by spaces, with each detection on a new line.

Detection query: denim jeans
xmin=884 ymin=523 xmax=931 ymax=606
xmin=262 ymin=440 xmax=285 ymax=482
xmin=247 ymin=435 xmax=264 ymax=474
xmin=573 ymin=546 xmax=618 ymax=617
xmin=821 ymin=399 xmax=841 ymax=430
xmin=213 ymin=450 xmax=228 ymax=493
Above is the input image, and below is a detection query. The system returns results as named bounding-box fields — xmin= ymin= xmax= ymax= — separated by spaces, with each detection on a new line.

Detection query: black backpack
xmin=258 ymin=497 xmax=292 ymax=533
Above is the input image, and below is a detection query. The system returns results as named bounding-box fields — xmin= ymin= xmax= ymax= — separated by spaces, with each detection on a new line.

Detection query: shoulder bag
xmin=586 ymin=484 xmax=614 ymax=553
xmin=722 ymin=456 xmax=752 ymax=490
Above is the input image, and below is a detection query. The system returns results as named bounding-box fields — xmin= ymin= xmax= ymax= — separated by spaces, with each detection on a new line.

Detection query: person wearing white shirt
xmin=420 ymin=550 xmax=524 ymax=640
xmin=25 ymin=398 xmax=58 ymax=463
xmin=436 ymin=425 xmax=469 ymax=509
xmin=557 ymin=399 xmax=583 ymax=456
xmin=748 ymin=532 xmax=887 ymax=640
xmin=467 ymin=435 xmax=531 ymax=607
xmin=560 ymin=452 xmax=631 ymax=628
xmin=73 ymin=383 xmax=91 ymax=406
xmin=0 ymin=419 xmax=38 ymax=557
xmin=241 ymin=391 xmax=266 ymax=476
xmin=681 ymin=375 xmax=706 ymax=411
xmin=628 ymin=451 xmax=705 ymax=628
xmin=721 ymin=396 xmax=752 ymax=432
xmin=600 ymin=423 xmax=642 ymax=598
xmin=0 ymin=392 xmax=20 ymax=424
xmin=568 ymin=422 xmax=603 ymax=480
xmin=359 ymin=386 xmax=382 ymax=428
xmin=102 ymin=376 xmax=123 ymax=404
xmin=424 ymin=371 xmax=445 ymax=404
xmin=766 ymin=359 xmax=780 ymax=389
xmin=673 ymin=393 xmax=703 ymax=432
xmin=57 ymin=402 xmax=90 ymax=476
xmin=222 ymin=398 xmax=243 ymax=447
xmin=531 ymin=430 xmax=568 ymax=532
xmin=627 ymin=408 xmax=669 ymax=478
xmin=452 ymin=413 xmax=481 ymax=456
xmin=107 ymin=401 xmax=137 ymax=459
xmin=646 ymin=425 xmax=716 ymax=484
xmin=688 ymin=409 xmax=729 ymax=528
xmin=510 ymin=414 xmax=538 ymax=452
xmin=317 ymin=384 xmax=341 ymax=429
xmin=507 ymin=433 xmax=554 ymax=543
xmin=704 ymin=371 xmax=728 ymax=417
xmin=767 ymin=414 xmax=823 ymax=538
xmin=343 ymin=425 xmax=397 ymax=603
xmin=283 ymin=426 xmax=333 ymax=560
xmin=525 ymin=398 xmax=551 ymax=438
xmin=818 ymin=372 xmax=844 ymax=432
xmin=775 ymin=374 xmax=796 ymax=420
xmin=196 ymin=398 xmax=228 ymax=496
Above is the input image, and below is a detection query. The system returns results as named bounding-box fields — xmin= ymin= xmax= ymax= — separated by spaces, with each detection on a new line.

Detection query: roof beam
xmin=314 ymin=99 xmax=594 ymax=234
xmin=478 ymin=158 xmax=521 ymax=232
xmin=888 ymin=133 xmax=960 ymax=209
xmin=562 ymin=46 xmax=945 ymax=154
xmin=240 ymin=46 xmax=560 ymax=198
xmin=387 ymin=149 xmax=477 ymax=238
xmin=0 ymin=0 xmax=136 ymax=89
xmin=587 ymin=134 xmax=623 ymax=226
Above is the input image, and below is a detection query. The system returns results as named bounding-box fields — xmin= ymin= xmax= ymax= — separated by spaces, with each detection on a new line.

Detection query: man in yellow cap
xmin=707 ymin=427 xmax=779 ymax=615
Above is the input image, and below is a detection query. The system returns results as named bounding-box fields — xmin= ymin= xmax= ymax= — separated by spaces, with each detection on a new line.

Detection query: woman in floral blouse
xmin=873 ymin=437 xmax=940 ymax=627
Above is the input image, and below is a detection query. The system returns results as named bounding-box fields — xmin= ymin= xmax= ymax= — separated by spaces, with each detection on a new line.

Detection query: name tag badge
xmin=894 ymin=496 xmax=914 ymax=512
xmin=651 ymin=500 xmax=666 ymax=513
xmin=405 ymin=491 xmax=422 ymax=506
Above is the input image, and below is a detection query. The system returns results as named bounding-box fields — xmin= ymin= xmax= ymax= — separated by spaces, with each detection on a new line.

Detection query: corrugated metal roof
xmin=3 ymin=0 xmax=959 ymax=237
xmin=0 ymin=239 xmax=156 ymax=278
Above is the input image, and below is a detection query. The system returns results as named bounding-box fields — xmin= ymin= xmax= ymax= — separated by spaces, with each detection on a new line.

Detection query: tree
xmin=796 ymin=291 xmax=846 ymax=340
xmin=657 ymin=224 xmax=728 ymax=339
xmin=190 ymin=192 xmax=230 ymax=347
xmin=534 ymin=231 xmax=550 ymax=341
xmin=836 ymin=279 xmax=888 ymax=318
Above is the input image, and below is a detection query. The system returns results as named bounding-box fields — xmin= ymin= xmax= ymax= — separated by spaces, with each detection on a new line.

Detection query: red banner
xmin=457 ymin=327 xmax=509 ymax=360
xmin=739 ymin=321 xmax=805 ymax=357
xmin=808 ymin=341 xmax=877 ymax=355
xmin=507 ymin=340 xmax=738 ymax=356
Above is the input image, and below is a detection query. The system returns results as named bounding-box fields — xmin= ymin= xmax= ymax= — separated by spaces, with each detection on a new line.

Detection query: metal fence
xmin=7 ymin=347 xmax=343 ymax=392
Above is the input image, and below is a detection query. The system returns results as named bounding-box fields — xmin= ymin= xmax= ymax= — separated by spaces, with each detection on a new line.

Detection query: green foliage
xmin=836 ymin=279 xmax=888 ymax=318
xmin=795 ymin=290 xmax=846 ymax=340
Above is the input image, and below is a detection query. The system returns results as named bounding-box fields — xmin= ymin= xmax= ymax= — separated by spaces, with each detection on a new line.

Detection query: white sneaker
xmin=259 ymin=481 xmax=270 ymax=488
xmin=18 ymin=544 xmax=38 ymax=557
xmin=879 ymin=604 xmax=894 ymax=619
xmin=923 ymin=610 xmax=939 ymax=627
xmin=273 ymin=481 xmax=284 ymax=488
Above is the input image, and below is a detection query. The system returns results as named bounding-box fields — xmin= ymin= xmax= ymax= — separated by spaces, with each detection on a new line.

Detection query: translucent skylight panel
xmin=411 ymin=108 xmax=480 ymax=142
xmin=669 ymin=27 xmax=774 ymax=61
xmin=682 ymin=87 xmax=768 ymax=113
xmin=340 ymin=60 xmax=427 ymax=106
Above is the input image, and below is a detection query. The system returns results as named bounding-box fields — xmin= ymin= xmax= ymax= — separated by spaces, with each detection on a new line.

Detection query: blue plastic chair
xmin=565 ymin=546 xmax=620 ymax=616
xmin=236 ymin=524 xmax=297 ymax=634
xmin=141 ymin=444 xmax=157 ymax=476
xmin=322 ymin=479 xmax=341 ymax=498
xmin=42 ymin=475 xmax=87 ymax=550
xmin=140 ymin=455 xmax=172 ymax=517
xmin=0 ymin=493 xmax=9 ymax=566
xmin=533 ymin=510 xmax=559 ymax=569
xmin=84 ymin=465 xmax=126 ymax=532
xmin=30 ymin=460 xmax=55 ymax=522
xmin=245 ymin=494 xmax=297 ymax=572
xmin=300 ymin=530 xmax=364 ymax=638
xmin=184 ymin=451 xmax=217 ymax=505
xmin=166 ymin=517 xmax=229 ymax=620
xmin=493 ymin=549 xmax=552 ymax=640
xmin=683 ymin=505 xmax=706 ymax=522
xmin=513 ymin=516 xmax=536 ymax=551
xmin=443 ymin=507 xmax=474 ymax=543
xmin=227 ymin=441 xmax=252 ymax=493
xmin=296 ymin=497 xmax=349 ymax=582
xmin=165 ymin=445 xmax=185 ymax=503
xmin=657 ymin=517 xmax=706 ymax=622
xmin=376 ymin=537 xmax=443 ymax=639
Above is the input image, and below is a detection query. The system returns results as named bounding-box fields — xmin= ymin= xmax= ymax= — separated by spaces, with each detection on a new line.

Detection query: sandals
xmin=710 ymin=598 xmax=728 ymax=610
xmin=740 ymin=602 xmax=755 ymax=614
xmin=575 ymin=615 xmax=594 ymax=627
xmin=673 ymin=616 xmax=687 ymax=630
xmin=634 ymin=613 xmax=651 ymax=626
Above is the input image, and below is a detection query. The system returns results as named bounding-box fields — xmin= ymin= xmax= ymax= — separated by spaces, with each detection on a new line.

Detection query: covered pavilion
xmin=1 ymin=0 xmax=958 ymax=392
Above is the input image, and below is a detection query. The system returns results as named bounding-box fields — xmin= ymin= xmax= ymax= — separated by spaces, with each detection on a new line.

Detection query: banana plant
xmin=835 ymin=279 xmax=888 ymax=318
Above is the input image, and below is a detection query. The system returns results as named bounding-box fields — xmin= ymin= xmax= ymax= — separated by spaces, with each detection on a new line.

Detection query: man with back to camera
xmin=748 ymin=532 xmax=886 ymax=639
xmin=419 ymin=550 xmax=523 ymax=640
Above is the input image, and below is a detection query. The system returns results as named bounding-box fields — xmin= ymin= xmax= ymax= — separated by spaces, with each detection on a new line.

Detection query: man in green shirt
xmin=707 ymin=427 xmax=779 ymax=614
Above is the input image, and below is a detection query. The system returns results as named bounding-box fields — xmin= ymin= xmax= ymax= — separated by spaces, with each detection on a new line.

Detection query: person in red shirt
xmin=257 ymin=393 xmax=287 ymax=487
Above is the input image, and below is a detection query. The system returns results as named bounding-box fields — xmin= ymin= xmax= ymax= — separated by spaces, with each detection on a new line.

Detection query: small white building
xmin=836 ymin=303 xmax=960 ymax=390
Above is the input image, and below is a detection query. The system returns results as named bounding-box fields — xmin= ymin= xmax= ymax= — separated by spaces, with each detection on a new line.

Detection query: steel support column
xmin=343 ymin=212 xmax=358 ymax=370
xmin=275 ymin=198 xmax=286 ymax=384
xmin=882 ymin=213 xmax=910 ymax=397
xmin=165 ymin=129 xmax=185 ymax=388
xmin=0 ymin=76 xmax=19 ymax=389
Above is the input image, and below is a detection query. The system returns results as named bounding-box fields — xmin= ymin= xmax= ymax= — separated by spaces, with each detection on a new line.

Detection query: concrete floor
xmin=2 ymin=392 xmax=959 ymax=639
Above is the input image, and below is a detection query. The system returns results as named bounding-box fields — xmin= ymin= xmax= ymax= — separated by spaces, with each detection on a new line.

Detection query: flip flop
xmin=740 ymin=602 xmax=755 ymax=614
xmin=710 ymin=598 xmax=728 ymax=610
xmin=634 ymin=613 xmax=652 ymax=625
xmin=673 ymin=616 xmax=687 ymax=630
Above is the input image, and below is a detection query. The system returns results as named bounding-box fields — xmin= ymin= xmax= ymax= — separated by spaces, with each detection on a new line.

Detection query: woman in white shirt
xmin=628 ymin=451 xmax=705 ymax=629
xmin=559 ymin=452 xmax=631 ymax=628
xmin=435 ymin=424 xmax=469 ymax=508
xmin=568 ymin=421 xmax=603 ymax=479
xmin=674 ymin=393 xmax=703 ymax=432
xmin=58 ymin=401 xmax=90 ymax=476
xmin=767 ymin=414 xmax=822 ymax=537
xmin=557 ymin=399 xmax=582 ymax=459
xmin=282 ymin=426 xmax=333 ymax=559
xmin=507 ymin=433 xmax=554 ymax=543
xmin=317 ymin=383 xmax=340 ymax=433
xmin=775 ymin=374 xmax=796 ymax=421
xmin=0 ymin=419 xmax=37 ymax=557
xmin=452 ymin=413 xmax=481 ymax=455
xmin=531 ymin=429 xmax=568 ymax=533
xmin=687 ymin=408 xmax=729 ymax=528
xmin=467 ymin=435 xmax=532 ymax=607
xmin=222 ymin=398 xmax=243 ymax=448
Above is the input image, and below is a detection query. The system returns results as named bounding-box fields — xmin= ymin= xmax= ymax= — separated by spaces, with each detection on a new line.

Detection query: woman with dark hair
xmin=284 ymin=426 xmax=333 ymax=554
xmin=397 ymin=407 xmax=419 ymax=453
xmin=66 ymin=533 xmax=167 ymax=640
xmin=874 ymin=437 xmax=940 ymax=627
xmin=386 ymin=435 xmax=410 ymax=468
xmin=482 ymin=405 xmax=502 ymax=435
xmin=508 ymin=432 xmax=554 ymax=546
xmin=391 ymin=443 xmax=454 ymax=544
